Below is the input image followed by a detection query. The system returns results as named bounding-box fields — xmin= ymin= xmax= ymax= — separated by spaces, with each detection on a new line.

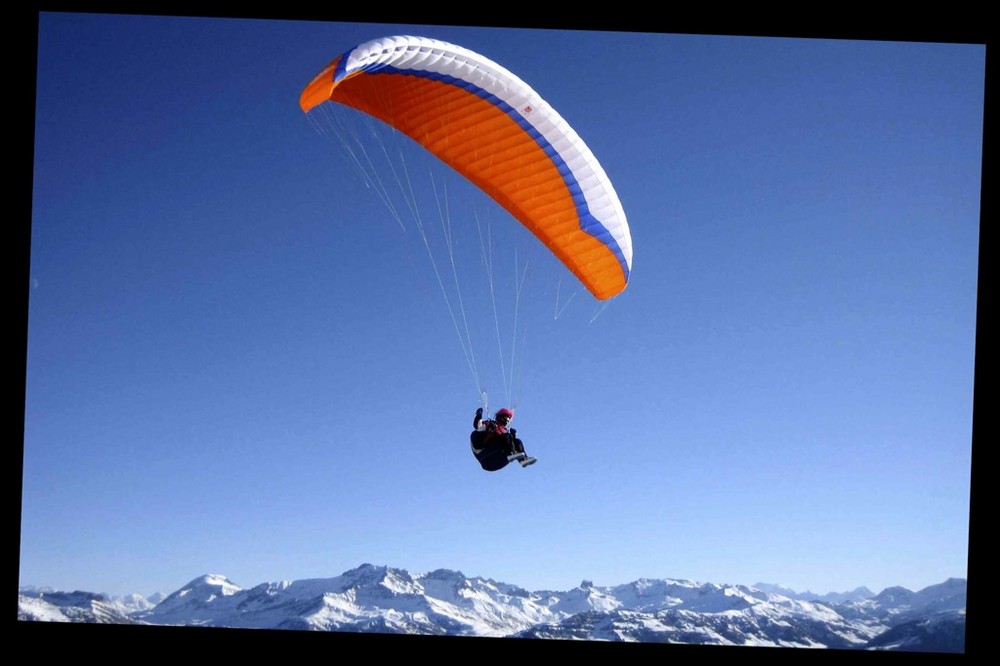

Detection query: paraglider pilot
xmin=471 ymin=408 xmax=537 ymax=471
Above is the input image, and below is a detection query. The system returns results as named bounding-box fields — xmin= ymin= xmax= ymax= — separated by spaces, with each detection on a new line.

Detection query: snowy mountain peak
xmin=147 ymin=574 xmax=244 ymax=620
xmin=181 ymin=574 xmax=241 ymax=597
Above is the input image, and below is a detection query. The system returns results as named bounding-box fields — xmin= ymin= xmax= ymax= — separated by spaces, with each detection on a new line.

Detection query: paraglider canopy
xmin=300 ymin=35 xmax=632 ymax=300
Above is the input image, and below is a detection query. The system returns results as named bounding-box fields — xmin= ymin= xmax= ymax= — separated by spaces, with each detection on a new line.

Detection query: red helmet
xmin=495 ymin=408 xmax=514 ymax=420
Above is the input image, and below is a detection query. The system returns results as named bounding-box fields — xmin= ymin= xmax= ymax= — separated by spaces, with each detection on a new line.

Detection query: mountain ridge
xmin=17 ymin=563 xmax=966 ymax=652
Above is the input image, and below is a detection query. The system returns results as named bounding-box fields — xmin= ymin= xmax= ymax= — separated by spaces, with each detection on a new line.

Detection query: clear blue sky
xmin=20 ymin=12 xmax=983 ymax=599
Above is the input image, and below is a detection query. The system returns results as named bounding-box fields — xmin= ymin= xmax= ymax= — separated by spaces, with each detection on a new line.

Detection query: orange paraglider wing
xmin=301 ymin=36 xmax=632 ymax=300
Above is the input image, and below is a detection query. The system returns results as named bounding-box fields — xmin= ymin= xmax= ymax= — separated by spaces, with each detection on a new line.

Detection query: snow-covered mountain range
xmin=17 ymin=564 xmax=966 ymax=653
